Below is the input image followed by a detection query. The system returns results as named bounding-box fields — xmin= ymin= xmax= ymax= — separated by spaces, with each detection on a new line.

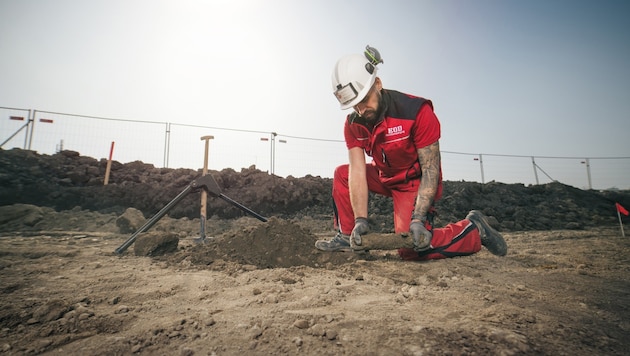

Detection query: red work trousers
xmin=332 ymin=164 xmax=481 ymax=260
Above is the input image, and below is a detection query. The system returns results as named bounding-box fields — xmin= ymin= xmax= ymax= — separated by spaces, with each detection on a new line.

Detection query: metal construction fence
xmin=2 ymin=106 xmax=629 ymax=190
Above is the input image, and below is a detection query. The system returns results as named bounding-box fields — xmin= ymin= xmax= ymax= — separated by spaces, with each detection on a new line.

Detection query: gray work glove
xmin=409 ymin=220 xmax=432 ymax=252
xmin=350 ymin=217 xmax=369 ymax=247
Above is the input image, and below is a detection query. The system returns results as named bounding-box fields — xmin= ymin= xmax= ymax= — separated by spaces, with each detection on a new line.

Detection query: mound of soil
xmin=165 ymin=217 xmax=360 ymax=269
xmin=1 ymin=147 xmax=629 ymax=233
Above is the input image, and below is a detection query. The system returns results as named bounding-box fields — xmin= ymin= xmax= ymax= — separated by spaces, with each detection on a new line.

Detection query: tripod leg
xmin=219 ymin=194 xmax=268 ymax=222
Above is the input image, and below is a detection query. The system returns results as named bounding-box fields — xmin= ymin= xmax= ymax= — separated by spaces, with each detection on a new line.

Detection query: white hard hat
xmin=331 ymin=45 xmax=384 ymax=110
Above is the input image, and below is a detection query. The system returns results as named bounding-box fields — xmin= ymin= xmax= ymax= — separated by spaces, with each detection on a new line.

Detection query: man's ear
xmin=375 ymin=77 xmax=382 ymax=90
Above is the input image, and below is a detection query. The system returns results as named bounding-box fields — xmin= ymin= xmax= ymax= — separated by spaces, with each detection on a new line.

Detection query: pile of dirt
xmin=0 ymin=148 xmax=332 ymax=222
xmin=1 ymin=148 xmax=629 ymax=233
xmin=164 ymin=217 xmax=360 ymax=270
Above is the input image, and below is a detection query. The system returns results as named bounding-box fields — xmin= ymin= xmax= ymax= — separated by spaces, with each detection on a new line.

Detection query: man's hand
xmin=350 ymin=217 xmax=369 ymax=247
xmin=409 ymin=220 xmax=432 ymax=252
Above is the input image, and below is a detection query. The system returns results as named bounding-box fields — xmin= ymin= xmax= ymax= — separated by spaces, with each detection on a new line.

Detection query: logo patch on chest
xmin=386 ymin=125 xmax=404 ymax=136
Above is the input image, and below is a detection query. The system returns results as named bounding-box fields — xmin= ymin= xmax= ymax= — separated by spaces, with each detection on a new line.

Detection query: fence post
xmin=27 ymin=110 xmax=36 ymax=150
xmin=532 ymin=156 xmax=539 ymax=185
xmin=163 ymin=122 xmax=171 ymax=168
xmin=25 ymin=109 xmax=31 ymax=149
xmin=478 ymin=154 xmax=485 ymax=184
xmin=583 ymin=158 xmax=592 ymax=190
xmin=271 ymin=132 xmax=276 ymax=175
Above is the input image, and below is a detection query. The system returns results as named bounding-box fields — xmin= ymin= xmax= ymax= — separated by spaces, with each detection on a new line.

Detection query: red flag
xmin=616 ymin=203 xmax=629 ymax=216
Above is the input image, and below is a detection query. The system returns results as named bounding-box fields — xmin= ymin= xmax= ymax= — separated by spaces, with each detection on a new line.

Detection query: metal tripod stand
xmin=114 ymin=174 xmax=268 ymax=255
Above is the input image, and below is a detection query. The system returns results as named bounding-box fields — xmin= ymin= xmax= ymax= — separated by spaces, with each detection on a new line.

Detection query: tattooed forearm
xmin=412 ymin=141 xmax=441 ymax=221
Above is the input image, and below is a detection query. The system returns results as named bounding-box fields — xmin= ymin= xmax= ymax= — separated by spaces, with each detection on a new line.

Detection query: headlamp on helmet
xmin=334 ymin=83 xmax=359 ymax=106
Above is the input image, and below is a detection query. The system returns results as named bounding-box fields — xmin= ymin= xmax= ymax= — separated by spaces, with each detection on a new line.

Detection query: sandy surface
xmin=1 ymin=214 xmax=629 ymax=355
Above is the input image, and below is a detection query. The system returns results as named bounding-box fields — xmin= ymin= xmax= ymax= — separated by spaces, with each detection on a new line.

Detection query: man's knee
xmin=334 ymin=164 xmax=349 ymax=181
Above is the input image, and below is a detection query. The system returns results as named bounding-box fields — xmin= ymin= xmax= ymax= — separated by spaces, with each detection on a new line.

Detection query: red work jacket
xmin=344 ymin=89 xmax=443 ymax=195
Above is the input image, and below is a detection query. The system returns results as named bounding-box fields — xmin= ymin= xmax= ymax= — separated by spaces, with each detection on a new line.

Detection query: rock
xmin=115 ymin=305 xmax=130 ymax=314
xmin=180 ymin=347 xmax=194 ymax=356
xmin=68 ymin=170 xmax=90 ymax=184
xmin=134 ymin=232 xmax=179 ymax=256
xmin=60 ymin=150 xmax=80 ymax=157
xmin=32 ymin=300 xmax=68 ymax=322
xmin=293 ymin=319 xmax=309 ymax=329
xmin=116 ymin=208 xmax=146 ymax=233
xmin=309 ymin=323 xmax=326 ymax=337
xmin=78 ymin=313 xmax=91 ymax=321
xmin=74 ymin=304 xmax=90 ymax=315
xmin=0 ymin=204 xmax=44 ymax=226
xmin=264 ymin=294 xmax=279 ymax=304
xmin=250 ymin=325 xmax=263 ymax=339
xmin=325 ymin=329 xmax=338 ymax=340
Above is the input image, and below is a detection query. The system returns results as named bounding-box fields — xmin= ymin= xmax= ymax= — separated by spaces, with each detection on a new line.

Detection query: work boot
xmin=315 ymin=232 xmax=352 ymax=252
xmin=466 ymin=210 xmax=508 ymax=256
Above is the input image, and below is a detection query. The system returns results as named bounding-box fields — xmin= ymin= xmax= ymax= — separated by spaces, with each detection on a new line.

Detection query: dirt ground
xmin=1 ymin=210 xmax=629 ymax=356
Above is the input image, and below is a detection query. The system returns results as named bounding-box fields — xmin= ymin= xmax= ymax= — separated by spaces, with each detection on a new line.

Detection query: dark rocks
xmin=0 ymin=148 xmax=629 ymax=233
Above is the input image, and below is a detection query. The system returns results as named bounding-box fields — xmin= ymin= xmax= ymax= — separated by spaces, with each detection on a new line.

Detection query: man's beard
xmin=361 ymin=109 xmax=378 ymax=121
xmin=360 ymin=91 xmax=383 ymax=122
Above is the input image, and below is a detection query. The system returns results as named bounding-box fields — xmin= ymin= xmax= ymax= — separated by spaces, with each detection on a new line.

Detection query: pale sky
xmin=1 ymin=0 xmax=629 ymax=189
